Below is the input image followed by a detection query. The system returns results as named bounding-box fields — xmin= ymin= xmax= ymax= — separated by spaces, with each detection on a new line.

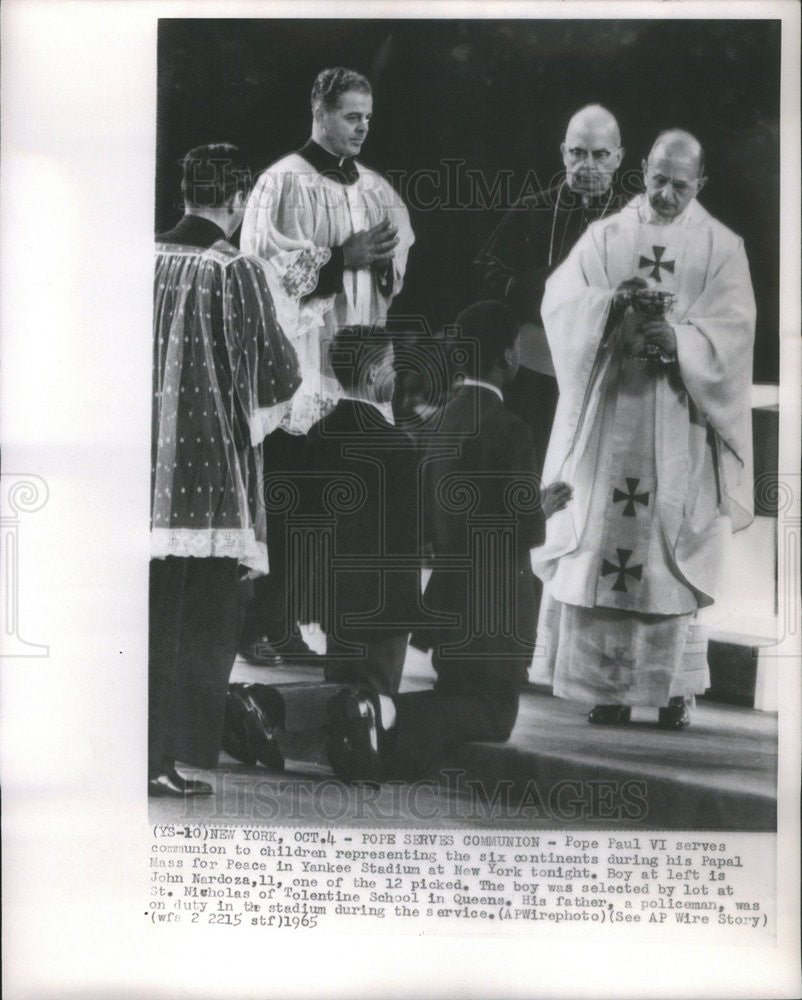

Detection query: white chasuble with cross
xmin=533 ymin=193 xmax=755 ymax=618
xmin=589 ymin=220 xmax=697 ymax=615
xmin=532 ymin=194 xmax=755 ymax=704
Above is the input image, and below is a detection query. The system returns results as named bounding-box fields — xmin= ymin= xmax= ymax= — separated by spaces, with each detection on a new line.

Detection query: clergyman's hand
xmin=342 ymin=219 xmax=399 ymax=269
xmin=639 ymin=318 xmax=677 ymax=355
xmin=542 ymin=481 xmax=573 ymax=519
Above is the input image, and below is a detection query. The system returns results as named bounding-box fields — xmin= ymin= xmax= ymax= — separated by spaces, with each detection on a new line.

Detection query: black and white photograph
xmin=2 ymin=2 xmax=800 ymax=999
xmin=149 ymin=16 xmax=782 ymax=830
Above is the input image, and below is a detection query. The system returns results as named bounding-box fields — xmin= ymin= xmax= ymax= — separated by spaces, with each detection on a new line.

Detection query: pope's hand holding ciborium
xmin=613 ymin=278 xmax=678 ymax=370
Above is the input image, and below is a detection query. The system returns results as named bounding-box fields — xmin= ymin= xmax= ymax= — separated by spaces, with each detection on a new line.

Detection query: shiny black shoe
xmin=148 ymin=768 xmax=213 ymax=798
xmin=658 ymin=697 xmax=691 ymax=731
xmin=224 ymin=684 xmax=285 ymax=771
xmin=588 ymin=704 xmax=631 ymax=725
xmin=326 ymin=688 xmax=384 ymax=784
xmin=222 ymin=686 xmax=259 ymax=765
xmin=239 ymin=636 xmax=284 ymax=666
xmin=240 ymin=632 xmax=321 ymax=668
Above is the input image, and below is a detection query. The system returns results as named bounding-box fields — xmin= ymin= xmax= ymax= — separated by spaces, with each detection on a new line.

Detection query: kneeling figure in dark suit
xmin=327 ymin=301 xmax=572 ymax=782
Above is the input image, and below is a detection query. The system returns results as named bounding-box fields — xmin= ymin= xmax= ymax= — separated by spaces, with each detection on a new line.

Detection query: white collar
xmin=461 ymin=378 xmax=504 ymax=403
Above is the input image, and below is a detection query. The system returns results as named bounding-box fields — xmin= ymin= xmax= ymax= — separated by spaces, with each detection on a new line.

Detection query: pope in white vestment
xmin=532 ymin=131 xmax=755 ymax=725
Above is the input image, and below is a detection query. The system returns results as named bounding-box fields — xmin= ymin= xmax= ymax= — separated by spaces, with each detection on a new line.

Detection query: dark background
xmin=157 ymin=19 xmax=781 ymax=383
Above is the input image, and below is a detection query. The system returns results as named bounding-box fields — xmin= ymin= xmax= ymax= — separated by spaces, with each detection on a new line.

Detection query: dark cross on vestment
xmin=601 ymin=548 xmax=643 ymax=593
xmin=613 ymin=477 xmax=650 ymax=517
xmin=639 ymin=245 xmax=675 ymax=282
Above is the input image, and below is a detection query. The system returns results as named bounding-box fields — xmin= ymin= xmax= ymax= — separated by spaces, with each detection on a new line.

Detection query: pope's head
xmin=561 ymin=105 xmax=623 ymax=197
xmin=643 ymin=130 xmax=707 ymax=222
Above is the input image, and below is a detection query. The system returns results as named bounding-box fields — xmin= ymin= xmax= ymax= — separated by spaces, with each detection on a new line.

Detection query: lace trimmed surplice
xmin=241 ymin=154 xmax=415 ymax=434
xmin=151 ymin=239 xmax=301 ymax=574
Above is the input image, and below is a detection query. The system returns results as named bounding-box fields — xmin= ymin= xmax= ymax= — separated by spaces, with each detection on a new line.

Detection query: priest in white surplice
xmin=241 ymin=66 xmax=414 ymax=436
xmin=532 ymin=130 xmax=755 ymax=730
xmin=237 ymin=67 xmax=414 ymax=664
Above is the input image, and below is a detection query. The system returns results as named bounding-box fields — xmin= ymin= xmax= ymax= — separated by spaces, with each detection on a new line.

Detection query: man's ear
xmin=695 ymin=175 xmax=708 ymax=195
xmin=614 ymin=145 xmax=625 ymax=169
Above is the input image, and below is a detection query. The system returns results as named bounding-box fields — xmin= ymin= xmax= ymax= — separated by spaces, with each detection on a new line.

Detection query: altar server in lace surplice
xmin=149 ymin=144 xmax=300 ymax=797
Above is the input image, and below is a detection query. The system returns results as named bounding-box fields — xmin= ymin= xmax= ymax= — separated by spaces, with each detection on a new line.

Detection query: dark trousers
xmin=324 ymin=633 xmax=409 ymax=695
xmin=149 ymin=556 xmax=241 ymax=775
xmin=240 ymin=429 xmax=307 ymax=648
xmin=387 ymin=670 xmax=521 ymax=780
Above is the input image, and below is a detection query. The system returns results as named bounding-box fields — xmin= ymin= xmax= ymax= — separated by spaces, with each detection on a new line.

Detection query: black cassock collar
xmin=556 ymin=180 xmax=618 ymax=213
xmin=298 ymin=139 xmax=359 ymax=185
xmin=156 ymin=214 xmax=227 ymax=248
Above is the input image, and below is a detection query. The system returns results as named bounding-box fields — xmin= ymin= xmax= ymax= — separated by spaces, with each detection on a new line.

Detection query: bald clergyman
xmin=532 ymin=130 xmax=756 ymax=730
xmin=474 ymin=104 xmax=627 ymax=461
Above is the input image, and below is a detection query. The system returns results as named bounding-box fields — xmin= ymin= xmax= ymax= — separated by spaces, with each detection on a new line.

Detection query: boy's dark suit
xmin=302 ymin=398 xmax=420 ymax=694
xmin=388 ymin=382 xmax=545 ymax=778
